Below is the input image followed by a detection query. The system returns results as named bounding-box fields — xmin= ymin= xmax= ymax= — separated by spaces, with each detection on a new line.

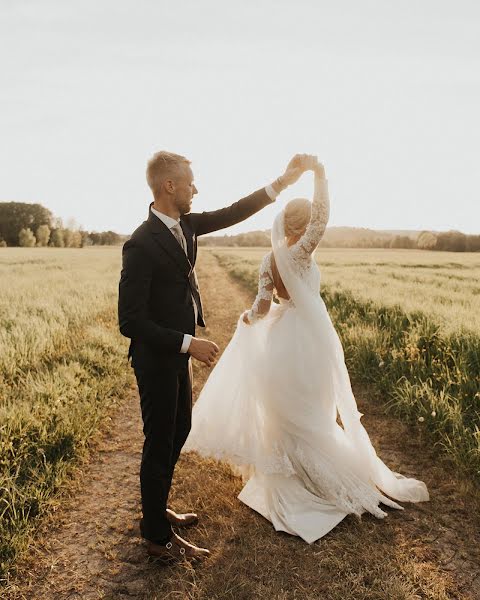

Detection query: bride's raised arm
xmin=291 ymin=166 xmax=330 ymax=260
xmin=242 ymin=254 xmax=274 ymax=324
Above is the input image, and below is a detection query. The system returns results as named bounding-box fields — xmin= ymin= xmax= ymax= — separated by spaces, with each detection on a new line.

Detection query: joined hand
xmin=275 ymin=154 xmax=322 ymax=190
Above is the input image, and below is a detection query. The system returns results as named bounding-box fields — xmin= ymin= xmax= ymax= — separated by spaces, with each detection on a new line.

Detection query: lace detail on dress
xmin=290 ymin=175 xmax=330 ymax=267
xmin=294 ymin=446 xmax=403 ymax=519
xmin=226 ymin=439 xmax=403 ymax=519
xmin=246 ymin=253 xmax=274 ymax=323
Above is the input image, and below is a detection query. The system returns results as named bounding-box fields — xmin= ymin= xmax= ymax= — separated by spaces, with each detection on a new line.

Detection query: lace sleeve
xmin=245 ymin=253 xmax=274 ymax=323
xmin=291 ymin=173 xmax=330 ymax=262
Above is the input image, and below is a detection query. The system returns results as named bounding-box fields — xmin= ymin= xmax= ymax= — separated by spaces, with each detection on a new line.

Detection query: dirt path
xmin=5 ymin=250 xmax=480 ymax=600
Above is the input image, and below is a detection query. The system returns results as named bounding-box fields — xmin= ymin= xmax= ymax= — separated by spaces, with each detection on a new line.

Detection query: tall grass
xmin=212 ymin=248 xmax=480 ymax=481
xmin=0 ymin=248 xmax=133 ymax=582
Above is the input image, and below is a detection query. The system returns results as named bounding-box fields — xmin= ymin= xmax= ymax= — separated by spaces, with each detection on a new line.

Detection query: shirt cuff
xmin=180 ymin=334 xmax=192 ymax=353
xmin=265 ymin=184 xmax=279 ymax=201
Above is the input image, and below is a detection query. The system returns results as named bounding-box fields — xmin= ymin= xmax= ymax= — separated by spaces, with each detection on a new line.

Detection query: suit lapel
xmin=146 ymin=208 xmax=193 ymax=276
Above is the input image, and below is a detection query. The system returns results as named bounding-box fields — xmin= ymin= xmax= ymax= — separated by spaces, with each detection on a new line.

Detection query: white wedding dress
xmin=183 ymin=172 xmax=429 ymax=543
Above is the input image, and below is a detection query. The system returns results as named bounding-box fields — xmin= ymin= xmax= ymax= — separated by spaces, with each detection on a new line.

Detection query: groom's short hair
xmin=146 ymin=151 xmax=191 ymax=195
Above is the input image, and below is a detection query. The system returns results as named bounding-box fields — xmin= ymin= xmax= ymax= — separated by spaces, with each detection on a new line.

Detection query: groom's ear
xmin=164 ymin=178 xmax=175 ymax=194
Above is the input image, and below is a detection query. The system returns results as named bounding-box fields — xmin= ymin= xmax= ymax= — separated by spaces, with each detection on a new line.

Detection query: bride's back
xmin=270 ymin=253 xmax=291 ymax=301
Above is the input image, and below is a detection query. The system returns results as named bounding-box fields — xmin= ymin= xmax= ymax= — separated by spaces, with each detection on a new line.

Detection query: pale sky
xmin=1 ymin=0 xmax=479 ymax=235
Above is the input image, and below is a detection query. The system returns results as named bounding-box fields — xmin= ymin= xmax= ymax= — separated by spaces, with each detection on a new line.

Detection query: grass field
xmin=1 ymin=245 xmax=479 ymax=591
xmin=0 ymin=247 xmax=133 ymax=582
xmin=212 ymin=247 xmax=480 ymax=482
xmin=6 ymin=249 xmax=480 ymax=600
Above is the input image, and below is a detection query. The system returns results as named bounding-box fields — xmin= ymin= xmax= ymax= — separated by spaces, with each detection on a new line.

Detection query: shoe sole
xmin=147 ymin=551 xmax=208 ymax=563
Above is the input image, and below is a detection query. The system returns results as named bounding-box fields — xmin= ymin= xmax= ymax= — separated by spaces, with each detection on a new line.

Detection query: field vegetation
xmin=5 ymin=249 xmax=480 ymax=600
xmin=2 ymin=245 xmax=479 ymax=594
xmin=0 ymin=247 xmax=133 ymax=582
xmin=213 ymin=247 xmax=480 ymax=482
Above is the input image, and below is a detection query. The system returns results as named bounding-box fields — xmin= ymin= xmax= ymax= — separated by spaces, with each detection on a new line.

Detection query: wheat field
xmin=0 ymin=247 xmax=133 ymax=581
xmin=1 ymin=245 xmax=480 ymax=587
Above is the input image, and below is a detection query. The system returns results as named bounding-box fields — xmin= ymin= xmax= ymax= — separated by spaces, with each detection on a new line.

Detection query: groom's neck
xmin=152 ymin=196 xmax=180 ymax=220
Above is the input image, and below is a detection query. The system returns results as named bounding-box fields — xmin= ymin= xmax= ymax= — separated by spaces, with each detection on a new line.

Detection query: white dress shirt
xmin=150 ymin=185 xmax=279 ymax=354
xmin=264 ymin=185 xmax=280 ymax=202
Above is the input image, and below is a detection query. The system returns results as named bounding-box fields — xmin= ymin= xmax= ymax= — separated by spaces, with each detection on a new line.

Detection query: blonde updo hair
xmin=284 ymin=198 xmax=311 ymax=238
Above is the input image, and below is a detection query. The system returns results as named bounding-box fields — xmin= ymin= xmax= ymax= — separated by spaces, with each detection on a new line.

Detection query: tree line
xmin=199 ymin=228 xmax=480 ymax=252
xmin=2 ymin=201 xmax=477 ymax=252
xmin=0 ymin=202 xmax=126 ymax=248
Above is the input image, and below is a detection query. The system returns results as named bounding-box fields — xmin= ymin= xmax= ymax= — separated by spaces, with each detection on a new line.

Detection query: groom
xmin=118 ymin=151 xmax=307 ymax=561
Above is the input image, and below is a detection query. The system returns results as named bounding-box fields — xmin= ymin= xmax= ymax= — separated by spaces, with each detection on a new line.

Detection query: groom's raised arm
xmin=188 ymin=154 xmax=311 ymax=236
xmin=188 ymin=187 xmax=277 ymax=237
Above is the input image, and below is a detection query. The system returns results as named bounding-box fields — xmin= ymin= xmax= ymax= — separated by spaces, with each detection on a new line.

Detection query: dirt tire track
xmin=5 ymin=249 xmax=480 ymax=600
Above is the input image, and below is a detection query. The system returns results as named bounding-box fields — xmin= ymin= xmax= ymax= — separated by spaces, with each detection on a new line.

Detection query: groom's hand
xmin=272 ymin=154 xmax=319 ymax=192
xmin=188 ymin=337 xmax=219 ymax=367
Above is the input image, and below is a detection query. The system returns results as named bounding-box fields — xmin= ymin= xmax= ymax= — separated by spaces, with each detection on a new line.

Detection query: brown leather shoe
xmin=165 ymin=508 xmax=199 ymax=527
xmin=146 ymin=532 xmax=210 ymax=562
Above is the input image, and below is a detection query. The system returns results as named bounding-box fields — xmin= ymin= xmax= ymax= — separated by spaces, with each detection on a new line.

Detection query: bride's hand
xmin=302 ymin=155 xmax=326 ymax=177
xmin=285 ymin=154 xmax=320 ymax=179
xmin=301 ymin=155 xmax=322 ymax=172
xmin=272 ymin=154 xmax=320 ymax=193
xmin=277 ymin=153 xmax=312 ymax=187
xmin=242 ymin=311 xmax=251 ymax=325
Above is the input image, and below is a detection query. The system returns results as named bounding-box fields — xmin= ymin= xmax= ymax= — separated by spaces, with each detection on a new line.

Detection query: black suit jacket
xmin=118 ymin=187 xmax=274 ymax=370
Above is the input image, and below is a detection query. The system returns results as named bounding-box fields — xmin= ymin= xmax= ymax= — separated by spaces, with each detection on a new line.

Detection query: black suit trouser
xmin=133 ymin=360 xmax=192 ymax=543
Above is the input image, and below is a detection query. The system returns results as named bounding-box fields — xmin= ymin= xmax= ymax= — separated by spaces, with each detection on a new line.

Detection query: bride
xmin=183 ymin=156 xmax=429 ymax=543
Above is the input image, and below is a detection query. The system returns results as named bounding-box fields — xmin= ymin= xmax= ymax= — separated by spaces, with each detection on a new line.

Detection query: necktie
xmin=171 ymin=222 xmax=187 ymax=255
xmin=172 ymin=222 xmax=199 ymax=323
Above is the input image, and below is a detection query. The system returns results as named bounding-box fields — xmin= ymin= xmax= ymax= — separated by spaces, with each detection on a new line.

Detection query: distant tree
xmin=18 ymin=227 xmax=36 ymax=247
xmin=102 ymin=230 xmax=122 ymax=245
xmin=417 ymin=231 xmax=437 ymax=250
xmin=466 ymin=235 xmax=480 ymax=252
xmin=70 ymin=230 xmax=83 ymax=248
xmin=36 ymin=224 xmax=51 ymax=247
xmin=0 ymin=202 xmax=53 ymax=246
xmin=50 ymin=228 xmax=65 ymax=247
xmin=88 ymin=232 xmax=101 ymax=245
xmin=378 ymin=237 xmax=391 ymax=248
xmin=63 ymin=228 xmax=74 ymax=248
xmin=80 ymin=230 xmax=92 ymax=247
xmin=389 ymin=235 xmax=414 ymax=249
xmin=61 ymin=228 xmax=81 ymax=248
xmin=436 ymin=230 xmax=467 ymax=252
